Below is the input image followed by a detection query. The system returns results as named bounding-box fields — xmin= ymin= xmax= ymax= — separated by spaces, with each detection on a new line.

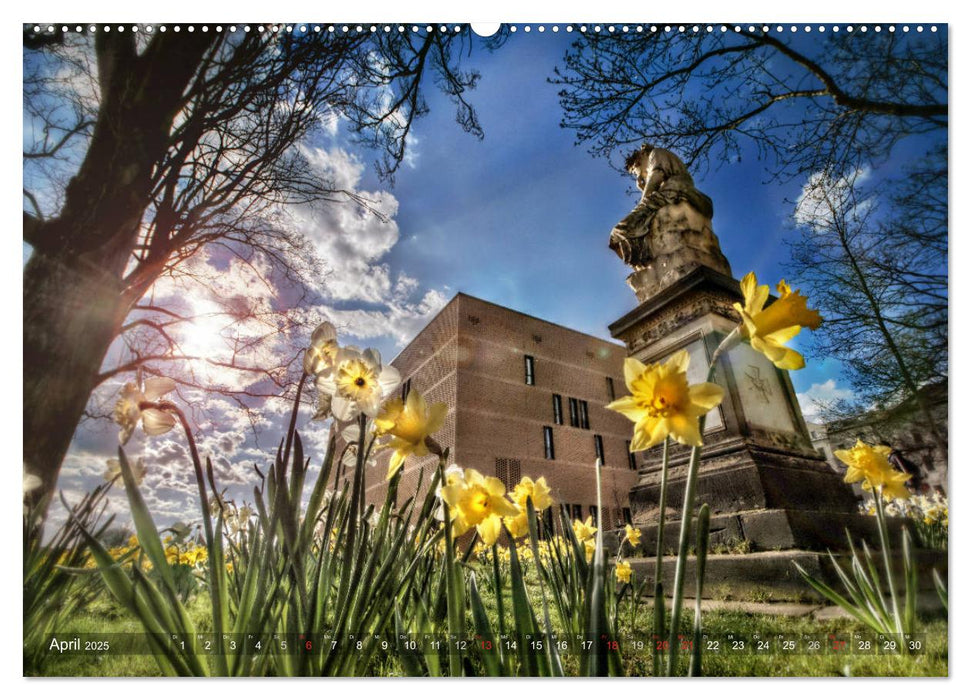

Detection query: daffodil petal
xmin=143 ymin=377 xmax=176 ymax=402
xmin=688 ymin=382 xmax=725 ymax=411
xmin=141 ymin=408 xmax=176 ymax=436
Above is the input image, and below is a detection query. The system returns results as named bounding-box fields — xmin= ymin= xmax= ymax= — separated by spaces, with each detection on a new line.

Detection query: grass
xmin=29 ymin=578 xmax=948 ymax=677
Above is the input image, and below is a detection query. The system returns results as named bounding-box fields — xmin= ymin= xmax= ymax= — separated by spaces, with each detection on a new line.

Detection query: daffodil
xmin=103 ymin=457 xmax=147 ymax=485
xmin=315 ymin=347 xmax=400 ymax=421
xmin=381 ymin=389 xmax=448 ymax=479
xmin=835 ymin=440 xmax=912 ymax=501
xmin=113 ymin=377 xmax=178 ymax=445
xmin=733 ymin=272 xmax=822 ymax=371
xmin=607 ymin=350 xmax=724 ymax=450
xmin=440 ymin=467 xmax=520 ymax=546
xmin=573 ymin=515 xmax=597 ymax=543
xmin=616 ymin=559 xmax=633 ymax=584
xmin=504 ymin=476 xmax=554 ymax=538
xmin=304 ymin=321 xmax=339 ymax=376
xmin=625 ymin=523 xmax=642 ymax=548
xmin=23 ymin=465 xmax=42 ymax=515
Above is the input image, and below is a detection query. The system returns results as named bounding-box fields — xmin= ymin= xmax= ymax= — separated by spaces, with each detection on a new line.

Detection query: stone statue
xmin=609 ymin=144 xmax=714 ymax=267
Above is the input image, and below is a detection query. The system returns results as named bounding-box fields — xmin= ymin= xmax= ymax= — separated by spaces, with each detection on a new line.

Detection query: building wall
xmin=363 ymin=293 xmax=640 ymax=530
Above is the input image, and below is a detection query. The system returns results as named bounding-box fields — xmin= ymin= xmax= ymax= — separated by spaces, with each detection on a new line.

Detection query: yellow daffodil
xmin=607 ymin=350 xmax=724 ymax=450
xmin=382 ymin=389 xmax=448 ymax=479
xmin=733 ymin=272 xmax=822 ymax=371
xmin=103 ymin=457 xmax=147 ymax=485
xmin=440 ymin=467 xmax=520 ymax=546
xmin=304 ymin=321 xmax=339 ymax=376
xmin=616 ymin=559 xmax=633 ymax=584
xmin=113 ymin=377 xmax=178 ymax=445
xmin=835 ymin=440 xmax=911 ymax=501
xmin=584 ymin=540 xmax=596 ymax=562
xmin=511 ymin=476 xmax=554 ymax=512
xmin=625 ymin=523 xmax=641 ymax=548
xmin=315 ymin=347 xmax=400 ymax=421
xmin=504 ymin=476 xmax=554 ymax=538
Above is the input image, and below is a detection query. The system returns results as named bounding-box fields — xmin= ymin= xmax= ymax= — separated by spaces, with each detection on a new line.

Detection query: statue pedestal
xmin=609 ymin=265 xmax=866 ymax=557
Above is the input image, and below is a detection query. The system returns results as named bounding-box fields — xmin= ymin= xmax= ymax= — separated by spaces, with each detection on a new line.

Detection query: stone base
xmin=619 ymin=508 xmax=899 ymax=555
xmin=630 ymin=439 xmax=862 ymax=528
xmin=624 ymin=549 xmax=948 ymax=603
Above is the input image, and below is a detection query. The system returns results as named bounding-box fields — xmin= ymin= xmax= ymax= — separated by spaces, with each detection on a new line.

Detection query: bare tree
xmin=23 ymin=26 xmax=484 ymax=511
xmin=787 ymin=157 xmax=947 ymax=453
xmin=552 ymin=28 xmax=946 ymax=178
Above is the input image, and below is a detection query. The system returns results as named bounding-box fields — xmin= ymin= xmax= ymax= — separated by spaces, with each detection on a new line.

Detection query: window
xmin=626 ymin=441 xmax=637 ymax=470
xmin=543 ymin=426 xmax=555 ymax=460
xmin=579 ymin=400 xmax=590 ymax=429
xmin=495 ymin=458 xmax=522 ymax=491
xmin=594 ymin=434 xmax=605 ymax=463
xmin=552 ymin=394 xmax=563 ymax=425
xmin=525 ymin=355 xmax=535 ymax=385
xmin=622 ymin=507 xmax=632 ymax=525
xmin=568 ymin=397 xmax=579 ymax=427
xmin=606 ymin=376 xmax=616 ymax=401
xmin=400 ymin=377 xmax=412 ymax=402
xmin=589 ymin=505 xmax=598 ymax=525
xmin=571 ymin=504 xmax=583 ymax=520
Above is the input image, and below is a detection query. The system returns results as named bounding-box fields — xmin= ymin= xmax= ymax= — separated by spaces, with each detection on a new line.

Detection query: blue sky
xmin=339 ymin=29 xmax=938 ymax=409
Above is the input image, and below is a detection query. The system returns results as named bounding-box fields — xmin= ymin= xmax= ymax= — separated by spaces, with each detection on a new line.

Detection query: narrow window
xmin=568 ymin=397 xmax=579 ymax=427
xmin=622 ymin=507 xmax=632 ymax=525
xmin=552 ymin=394 xmax=563 ymax=425
xmin=589 ymin=505 xmax=599 ymax=525
xmin=400 ymin=377 xmax=412 ymax=402
xmin=525 ymin=355 xmax=535 ymax=385
xmin=579 ymin=400 xmax=590 ymax=429
xmin=606 ymin=376 xmax=615 ymax=401
xmin=572 ymin=504 xmax=583 ymax=520
xmin=543 ymin=426 xmax=555 ymax=460
xmin=594 ymin=434 xmax=605 ymax=463
xmin=626 ymin=441 xmax=637 ymax=470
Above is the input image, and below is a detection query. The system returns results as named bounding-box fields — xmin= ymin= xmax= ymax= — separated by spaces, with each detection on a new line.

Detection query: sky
xmin=24 ymin=26 xmax=946 ymax=530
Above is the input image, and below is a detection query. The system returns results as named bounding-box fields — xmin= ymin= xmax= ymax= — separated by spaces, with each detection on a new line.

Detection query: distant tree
xmin=787 ymin=152 xmax=947 ymax=453
xmin=23 ymin=27 xmax=484 ymax=512
xmin=552 ymin=28 xmax=946 ymax=178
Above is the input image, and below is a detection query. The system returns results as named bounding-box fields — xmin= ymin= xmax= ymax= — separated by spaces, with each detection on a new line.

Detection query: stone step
xmin=607 ymin=508 xmax=915 ymax=555
xmin=620 ymin=549 xmax=947 ymax=604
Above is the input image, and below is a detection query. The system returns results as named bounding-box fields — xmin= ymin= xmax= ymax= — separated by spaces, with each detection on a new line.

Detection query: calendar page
xmin=22 ymin=18 xmax=948 ymax=680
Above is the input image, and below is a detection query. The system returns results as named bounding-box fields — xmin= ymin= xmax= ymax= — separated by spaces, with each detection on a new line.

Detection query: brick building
xmin=363 ymin=293 xmax=640 ymax=530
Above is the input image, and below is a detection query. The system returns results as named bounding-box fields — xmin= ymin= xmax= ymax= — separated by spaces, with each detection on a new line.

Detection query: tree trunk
xmin=23 ymin=251 xmax=129 ymax=511
xmin=23 ymin=31 xmax=217 ymax=513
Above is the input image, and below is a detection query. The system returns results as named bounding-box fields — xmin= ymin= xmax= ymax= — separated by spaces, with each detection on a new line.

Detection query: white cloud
xmin=294 ymin=145 xmax=403 ymax=303
xmin=313 ymin=288 xmax=450 ymax=346
xmin=793 ymin=168 xmax=873 ymax=232
xmin=797 ymin=379 xmax=855 ymax=421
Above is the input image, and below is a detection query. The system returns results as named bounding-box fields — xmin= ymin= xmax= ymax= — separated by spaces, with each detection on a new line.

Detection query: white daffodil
xmin=315 ymin=346 xmax=400 ymax=422
xmin=113 ymin=377 xmax=178 ymax=445
xmin=104 ymin=456 xmax=147 ymax=485
xmin=304 ymin=321 xmax=339 ymax=377
xmin=23 ymin=464 xmax=42 ymax=515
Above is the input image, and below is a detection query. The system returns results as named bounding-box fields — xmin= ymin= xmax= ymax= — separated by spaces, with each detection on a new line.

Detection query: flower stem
xmin=665 ymin=334 xmax=730 ymax=675
xmin=874 ymin=486 xmax=905 ymax=638
xmin=652 ymin=437 xmax=669 ymax=676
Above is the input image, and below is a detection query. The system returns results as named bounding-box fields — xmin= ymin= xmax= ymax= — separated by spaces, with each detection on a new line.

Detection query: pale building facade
xmin=363 ymin=293 xmax=640 ymax=530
